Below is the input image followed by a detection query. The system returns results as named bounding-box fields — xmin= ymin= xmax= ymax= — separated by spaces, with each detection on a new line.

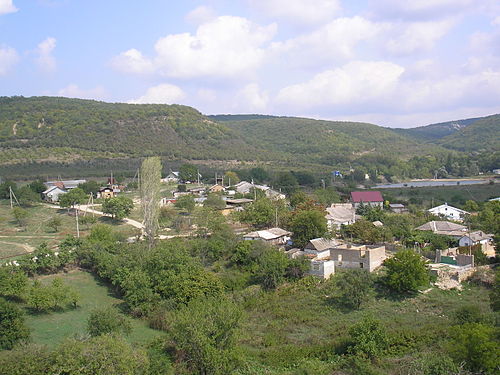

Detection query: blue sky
xmin=1 ymin=0 xmax=500 ymax=127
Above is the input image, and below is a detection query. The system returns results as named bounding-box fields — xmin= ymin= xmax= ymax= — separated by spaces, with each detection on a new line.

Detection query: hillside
xmin=214 ymin=115 xmax=444 ymax=166
xmin=393 ymin=117 xmax=481 ymax=141
xmin=438 ymin=114 xmax=500 ymax=152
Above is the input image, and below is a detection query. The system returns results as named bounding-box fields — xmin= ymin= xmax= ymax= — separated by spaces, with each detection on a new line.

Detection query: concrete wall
xmin=329 ymin=245 xmax=386 ymax=272
xmin=309 ymin=260 xmax=335 ymax=279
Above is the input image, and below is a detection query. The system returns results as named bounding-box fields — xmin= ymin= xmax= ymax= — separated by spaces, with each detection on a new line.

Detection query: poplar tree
xmin=140 ymin=157 xmax=162 ymax=247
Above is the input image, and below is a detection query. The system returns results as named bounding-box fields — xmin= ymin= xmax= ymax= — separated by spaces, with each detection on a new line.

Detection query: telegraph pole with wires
xmin=9 ymin=186 xmax=20 ymax=209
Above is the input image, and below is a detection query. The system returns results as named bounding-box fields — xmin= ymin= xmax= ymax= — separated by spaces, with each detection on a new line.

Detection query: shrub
xmin=383 ymin=250 xmax=430 ymax=294
xmin=0 ymin=298 xmax=30 ymax=349
xmin=87 ymin=307 xmax=132 ymax=337
xmin=348 ymin=316 xmax=389 ymax=359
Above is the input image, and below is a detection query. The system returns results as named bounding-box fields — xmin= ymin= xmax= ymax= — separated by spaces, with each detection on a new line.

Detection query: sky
xmin=1 ymin=0 xmax=500 ymax=128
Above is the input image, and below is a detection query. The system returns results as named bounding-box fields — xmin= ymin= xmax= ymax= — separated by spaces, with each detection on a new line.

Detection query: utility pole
xmin=9 ymin=186 xmax=19 ymax=209
xmin=275 ymin=207 xmax=278 ymax=227
xmin=75 ymin=205 xmax=80 ymax=238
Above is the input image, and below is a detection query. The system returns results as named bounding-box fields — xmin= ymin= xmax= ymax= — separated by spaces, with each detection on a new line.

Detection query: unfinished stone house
xmin=329 ymin=244 xmax=386 ymax=272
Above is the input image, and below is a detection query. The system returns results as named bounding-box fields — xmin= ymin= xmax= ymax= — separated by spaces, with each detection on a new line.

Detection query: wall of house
xmin=353 ymin=201 xmax=383 ymax=209
xmin=309 ymin=260 xmax=335 ymax=279
xmin=304 ymin=249 xmax=330 ymax=260
xmin=329 ymin=246 xmax=386 ymax=272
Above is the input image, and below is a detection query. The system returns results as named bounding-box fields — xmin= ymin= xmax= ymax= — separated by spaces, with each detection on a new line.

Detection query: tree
xmin=448 ymin=323 xmax=500 ymax=374
xmin=224 ymin=171 xmax=239 ymax=185
xmin=140 ymin=157 xmax=162 ymax=246
xmin=170 ymin=296 xmax=242 ymax=375
xmin=204 ymin=193 xmax=226 ymax=210
xmin=289 ymin=209 xmax=328 ymax=248
xmin=343 ymin=220 xmax=385 ymax=244
xmin=102 ymin=196 xmax=134 ymax=220
xmin=289 ymin=191 xmax=309 ymax=208
xmin=59 ymin=187 xmax=86 ymax=208
xmin=383 ymin=250 xmax=430 ymax=294
xmin=0 ymin=268 xmax=28 ymax=299
xmin=463 ymin=200 xmax=479 ymax=212
xmin=46 ymin=216 xmax=62 ymax=232
xmin=313 ymin=187 xmax=340 ymax=206
xmin=256 ymin=249 xmax=289 ymax=290
xmin=329 ymin=270 xmax=373 ymax=310
xmin=237 ymin=197 xmax=275 ymax=228
xmin=87 ymin=307 xmax=132 ymax=337
xmin=12 ymin=207 xmax=28 ymax=227
xmin=78 ymin=180 xmax=100 ymax=196
xmin=0 ymin=180 xmax=17 ymax=199
xmin=0 ymin=298 xmax=30 ymax=350
xmin=28 ymin=179 xmax=46 ymax=194
xmin=273 ymin=171 xmax=298 ymax=196
xmin=17 ymin=186 xmax=40 ymax=206
xmin=348 ymin=316 xmax=389 ymax=359
xmin=175 ymin=194 xmax=196 ymax=213
xmin=490 ymin=268 xmax=500 ymax=312
xmin=179 ymin=163 xmax=198 ymax=182
xmin=249 ymin=167 xmax=269 ymax=183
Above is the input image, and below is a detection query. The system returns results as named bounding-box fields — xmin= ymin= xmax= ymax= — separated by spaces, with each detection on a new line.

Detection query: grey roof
xmin=416 ymin=221 xmax=467 ymax=232
xmin=305 ymin=238 xmax=339 ymax=251
xmin=389 ymin=203 xmax=405 ymax=208
xmin=325 ymin=204 xmax=356 ymax=223
xmin=244 ymin=227 xmax=291 ymax=240
xmin=461 ymin=231 xmax=493 ymax=242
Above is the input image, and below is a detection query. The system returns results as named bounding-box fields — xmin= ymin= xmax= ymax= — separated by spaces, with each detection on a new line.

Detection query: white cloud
xmin=277 ymin=61 xmax=404 ymax=110
xmin=197 ymin=88 xmax=217 ymax=102
xmin=368 ymin=0 xmax=474 ymax=20
xmin=235 ymin=83 xmax=269 ymax=111
xmin=271 ymin=16 xmax=384 ymax=66
xmin=111 ymin=48 xmax=154 ymax=74
xmin=57 ymin=84 xmax=107 ymax=100
xmin=0 ymin=0 xmax=17 ymax=15
xmin=129 ymin=83 xmax=186 ymax=104
xmin=35 ymin=37 xmax=57 ymax=73
xmin=385 ymin=19 xmax=455 ymax=55
xmin=0 ymin=46 xmax=19 ymax=75
xmin=185 ymin=5 xmax=216 ymax=25
xmin=112 ymin=16 xmax=276 ymax=79
xmin=248 ymin=0 xmax=341 ymax=25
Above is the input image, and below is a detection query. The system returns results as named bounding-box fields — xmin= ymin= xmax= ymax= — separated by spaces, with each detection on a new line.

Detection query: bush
xmin=87 ymin=307 xmax=132 ymax=337
xmin=256 ymin=249 xmax=289 ymax=290
xmin=0 ymin=298 xmax=30 ymax=349
xmin=0 ymin=268 xmax=28 ymax=299
xmin=26 ymin=278 xmax=79 ymax=312
xmin=347 ymin=316 xmax=389 ymax=359
xmin=328 ymin=270 xmax=373 ymax=310
xmin=383 ymin=250 xmax=430 ymax=294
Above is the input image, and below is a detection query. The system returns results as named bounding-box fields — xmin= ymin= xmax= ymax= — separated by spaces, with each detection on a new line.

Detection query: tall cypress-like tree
xmin=140 ymin=157 xmax=162 ymax=247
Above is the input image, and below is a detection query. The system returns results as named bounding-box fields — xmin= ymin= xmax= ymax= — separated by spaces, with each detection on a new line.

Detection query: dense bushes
xmin=0 ymin=298 xmax=30 ymax=350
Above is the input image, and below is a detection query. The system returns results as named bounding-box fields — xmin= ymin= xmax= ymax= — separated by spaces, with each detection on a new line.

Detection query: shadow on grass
xmin=98 ymin=216 xmax=124 ymax=226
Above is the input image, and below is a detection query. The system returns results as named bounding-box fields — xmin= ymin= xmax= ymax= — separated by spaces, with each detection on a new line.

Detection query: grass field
xmin=25 ymin=269 xmax=162 ymax=347
xmin=383 ymin=182 xmax=499 ymax=207
xmin=0 ymin=200 xmax=136 ymax=259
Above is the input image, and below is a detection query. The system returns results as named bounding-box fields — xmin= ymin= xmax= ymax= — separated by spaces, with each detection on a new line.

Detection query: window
xmin=360 ymin=263 xmax=364 ymax=268
xmin=312 ymin=263 xmax=320 ymax=271
xmin=338 ymin=254 xmax=342 ymax=262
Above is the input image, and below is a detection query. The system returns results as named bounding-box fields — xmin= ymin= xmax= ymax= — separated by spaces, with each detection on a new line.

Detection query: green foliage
xmin=328 ymin=270 xmax=373 ymax=310
xmin=237 ymin=197 xmax=287 ymax=229
xmin=348 ymin=316 xmax=389 ymax=359
xmin=383 ymin=250 xmax=430 ymax=294
xmin=16 ymin=186 xmax=40 ymax=206
xmin=26 ymin=278 xmax=79 ymax=312
xmin=289 ymin=209 xmax=328 ymax=248
xmin=342 ymin=220 xmax=386 ymax=244
xmin=273 ymin=171 xmax=298 ymax=196
xmin=170 ymin=296 xmax=242 ymax=375
xmin=224 ymin=171 xmax=240 ymax=185
xmin=78 ymin=180 xmax=100 ymax=196
xmin=0 ymin=268 xmax=28 ymax=299
xmin=174 ymin=194 xmax=195 ymax=213
xmin=491 ymin=268 xmax=500 ymax=312
xmin=59 ymin=187 xmax=86 ymax=208
xmin=179 ymin=163 xmax=198 ymax=182
xmin=0 ymin=298 xmax=30 ymax=349
xmin=204 ymin=193 xmax=226 ymax=210
xmin=447 ymin=323 xmax=500 ymax=374
xmin=46 ymin=216 xmax=62 ymax=232
xmin=289 ymin=191 xmax=309 ymax=208
xmin=313 ymin=187 xmax=340 ymax=206
xmin=102 ymin=195 xmax=134 ymax=220
xmin=451 ymin=305 xmax=486 ymax=325
xmin=256 ymin=249 xmax=290 ymax=290
xmin=0 ymin=179 xmax=17 ymax=199
xmin=11 ymin=206 xmax=28 ymax=227
xmin=87 ymin=307 xmax=132 ymax=337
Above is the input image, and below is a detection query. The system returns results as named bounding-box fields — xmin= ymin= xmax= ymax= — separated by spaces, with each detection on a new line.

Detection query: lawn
xmin=0 ymin=200 xmax=136 ymax=259
xmin=25 ymin=269 xmax=162 ymax=347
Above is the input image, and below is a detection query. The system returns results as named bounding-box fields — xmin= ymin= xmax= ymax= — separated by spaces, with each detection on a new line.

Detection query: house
xmin=415 ymin=220 xmax=467 ymax=238
xmin=45 ymin=179 xmax=86 ymax=190
xmin=42 ymin=186 xmax=67 ymax=202
xmin=161 ymin=171 xmax=180 ymax=183
xmin=243 ymin=227 xmax=292 ymax=245
xmin=266 ymin=189 xmax=286 ymax=200
xmin=330 ymin=244 xmax=386 ymax=272
xmin=389 ymin=203 xmax=407 ymax=213
xmin=188 ymin=187 xmax=206 ymax=196
xmin=428 ymin=203 xmax=469 ymax=222
xmin=221 ymin=198 xmax=253 ymax=215
xmin=234 ymin=181 xmax=269 ymax=195
xmin=459 ymin=231 xmax=495 ymax=257
xmin=493 ymin=169 xmax=500 ymax=175
xmin=288 ymin=238 xmax=338 ymax=279
xmin=350 ymin=191 xmax=384 ymax=208
xmin=160 ymin=198 xmax=176 ymax=206
xmin=309 ymin=258 xmax=336 ymax=280
xmin=208 ymin=184 xmax=225 ymax=193
xmin=97 ymin=187 xmax=115 ymax=199
xmin=304 ymin=238 xmax=340 ymax=259
xmin=325 ymin=203 xmax=356 ymax=229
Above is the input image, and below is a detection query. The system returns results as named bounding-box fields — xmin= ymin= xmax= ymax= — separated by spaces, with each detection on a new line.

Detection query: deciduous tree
xmin=140 ymin=157 xmax=162 ymax=246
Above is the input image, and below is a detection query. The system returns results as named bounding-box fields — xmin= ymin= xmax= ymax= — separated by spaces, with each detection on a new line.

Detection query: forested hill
xmin=393 ymin=114 xmax=500 ymax=152
xmin=0 ymin=96 xmax=261 ymax=162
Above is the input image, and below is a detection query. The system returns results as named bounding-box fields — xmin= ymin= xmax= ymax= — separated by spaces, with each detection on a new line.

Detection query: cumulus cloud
xmin=185 ymin=5 xmax=216 ymax=25
xmin=385 ymin=19 xmax=455 ymax=55
xmin=235 ymin=83 xmax=269 ymax=111
xmin=248 ymin=0 xmax=341 ymax=26
xmin=57 ymin=84 xmax=107 ymax=100
xmin=277 ymin=61 xmax=404 ymax=110
xmin=111 ymin=48 xmax=154 ymax=74
xmin=129 ymin=83 xmax=186 ymax=104
xmin=0 ymin=46 xmax=19 ymax=75
xmin=112 ymin=16 xmax=276 ymax=79
xmin=35 ymin=37 xmax=57 ymax=73
xmin=0 ymin=0 xmax=17 ymax=15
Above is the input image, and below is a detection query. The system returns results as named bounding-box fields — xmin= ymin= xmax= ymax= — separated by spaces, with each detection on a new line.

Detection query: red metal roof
xmin=351 ymin=191 xmax=383 ymax=203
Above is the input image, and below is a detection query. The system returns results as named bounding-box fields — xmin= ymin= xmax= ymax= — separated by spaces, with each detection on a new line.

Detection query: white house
xmin=42 ymin=186 xmax=67 ymax=202
xmin=243 ymin=227 xmax=292 ymax=245
xmin=492 ymin=169 xmax=500 ymax=175
xmin=415 ymin=220 xmax=467 ymax=238
xmin=428 ymin=203 xmax=469 ymax=222
xmin=325 ymin=203 xmax=356 ymax=229
xmin=161 ymin=171 xmax=180 ymax=183
xmin=459 ymin=231 xmax=495 ymax=257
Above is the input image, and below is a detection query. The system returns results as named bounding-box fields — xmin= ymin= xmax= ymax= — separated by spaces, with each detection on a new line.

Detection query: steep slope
xmin=438 ymin=114 xmax=500 ymax=152
xmin=393 ymin=117 xmax=481 ymax=141
xmin=0 ymin=96 xmax=260 ymax=163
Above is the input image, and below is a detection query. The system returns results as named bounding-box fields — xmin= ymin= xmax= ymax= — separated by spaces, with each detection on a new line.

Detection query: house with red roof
xmin=350 ymin=191 xmax=384 ymax=209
